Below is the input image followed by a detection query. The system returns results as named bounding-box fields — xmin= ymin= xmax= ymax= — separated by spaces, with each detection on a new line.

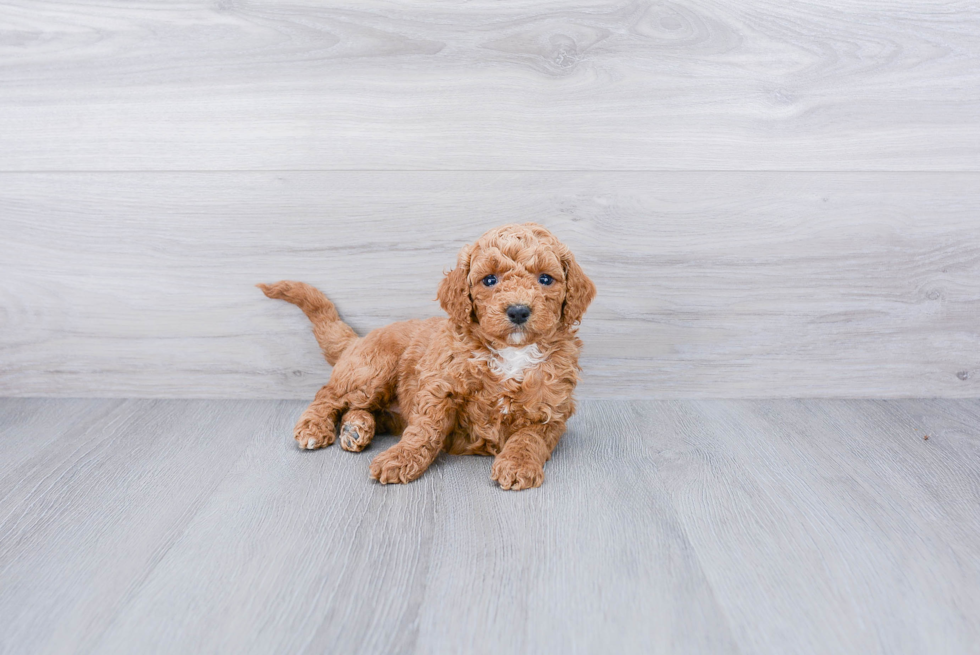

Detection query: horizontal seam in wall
xmin=1 ymin=169 xmax=980 ymax=175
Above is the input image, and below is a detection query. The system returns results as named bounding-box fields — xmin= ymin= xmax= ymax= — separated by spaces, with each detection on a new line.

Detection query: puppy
xmin=258 ymin=223 xmax=596 ymax=490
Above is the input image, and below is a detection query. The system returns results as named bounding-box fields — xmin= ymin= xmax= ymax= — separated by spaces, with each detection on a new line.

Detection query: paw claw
xmin=293 ymin=414 xmax=334 ymax=450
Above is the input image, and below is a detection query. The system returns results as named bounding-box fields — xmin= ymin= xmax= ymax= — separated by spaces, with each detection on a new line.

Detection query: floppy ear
xmin=560 ymin=248 xmax=596 ymax=328
xmin=437 ymin=245 xmax=473 ymax=326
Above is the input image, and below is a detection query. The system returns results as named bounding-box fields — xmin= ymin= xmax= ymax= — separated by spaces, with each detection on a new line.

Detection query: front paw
xmin=294 ymin=412 xmax=335 ymax=450
xmin=491 ymin=455 xmax=544 ymax=491
xmin=369 ymin=444 xmax=431 ymax=484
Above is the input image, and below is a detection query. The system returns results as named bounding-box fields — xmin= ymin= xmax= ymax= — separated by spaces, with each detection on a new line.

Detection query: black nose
xmin=506 ymin=304 xmax=531 ymax=325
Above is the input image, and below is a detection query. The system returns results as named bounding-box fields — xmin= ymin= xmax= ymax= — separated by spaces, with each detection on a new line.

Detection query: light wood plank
xmin=0 ymin=399 xmax=282 ymax=655
xmin=0 ymin=398 xmax=124 ymax=479
xmin=87 ymin=406 xmax=443 ymax=655
xmin=411 ymin=401 xmax=737 ymax=654
xmin=801 ymin=399 xmax=980 ymax=560
xmin=2 ymin=171 xmax=979 ymax=398
xmin=2 ymin=400 xmax=979 ymax=653
xmin=635 ymin=400 xmax=980 ymax=654
xmin=1 ymin=1 xmax=978 ymax=171
xmin=86 ymin=401 xmax=738 ymax=654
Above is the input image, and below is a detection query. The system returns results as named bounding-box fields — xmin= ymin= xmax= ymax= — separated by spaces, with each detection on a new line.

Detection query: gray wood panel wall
xmin=2 ymin=1 xmax=979 ymax=398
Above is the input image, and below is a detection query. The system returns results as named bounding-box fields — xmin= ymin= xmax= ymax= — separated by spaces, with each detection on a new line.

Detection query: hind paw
xmin=339 ymin=410 xmax=375 ymax=452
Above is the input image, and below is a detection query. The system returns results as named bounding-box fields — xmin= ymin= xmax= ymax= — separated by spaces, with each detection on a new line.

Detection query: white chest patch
xmin=486 ymin=344 xmax=547 ymax=382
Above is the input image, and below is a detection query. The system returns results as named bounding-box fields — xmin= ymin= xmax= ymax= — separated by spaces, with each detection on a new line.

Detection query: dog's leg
xmin=335 ymin=371 xmax=400 ymax=452
xmin=369 ymin=391 xmax=455 ymax=484
xmin=491 ymin=421 xmax=566 ymax=491
xmin=339 ymin=409 xmax=375 ymax=452
xmin=294 ymin=384 xmax=346 ymax=450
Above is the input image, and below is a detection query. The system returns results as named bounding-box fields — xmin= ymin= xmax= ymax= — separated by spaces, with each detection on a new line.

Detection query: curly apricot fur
xmin=259 ymin=223 xmax=596 ymax=490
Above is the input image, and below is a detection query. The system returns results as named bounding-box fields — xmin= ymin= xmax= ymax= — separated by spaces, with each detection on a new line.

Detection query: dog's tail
xmin=257 ymin=281 xmax=358 ymax=366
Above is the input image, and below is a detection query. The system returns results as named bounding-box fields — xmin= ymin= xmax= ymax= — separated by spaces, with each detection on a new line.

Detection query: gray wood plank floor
xmin=1 ymin=399 xmax=978 ymax=654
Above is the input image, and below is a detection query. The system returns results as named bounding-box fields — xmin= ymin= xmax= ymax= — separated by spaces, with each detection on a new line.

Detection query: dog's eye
xmin=482 ymin=274 xmax=498 ymax=287
xmin=538 ymin=273 xmax=554 ymax=286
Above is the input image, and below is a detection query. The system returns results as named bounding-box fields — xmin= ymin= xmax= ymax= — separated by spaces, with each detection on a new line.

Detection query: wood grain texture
xmin=89 ymin=400 xmax=737 ymax=655
xmin=2 ymin=171 xmax=979 ymax=398
xmin=634 ymin=399 xmax=980 ymax=655
xmin=410 ymin=400 xmax=736 ymax=654
xmin=0 ymin=399 xmax=285 ymax=655
xmin=1 ymin=0 xmax=979 ymax=171
xmin=1 ymin=399 xmax=979 ymax=654
xmin=0 ymin=398 xmax=123 ymax=478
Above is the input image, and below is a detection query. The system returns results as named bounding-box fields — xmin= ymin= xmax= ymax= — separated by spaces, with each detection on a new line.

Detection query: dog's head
xmin=437 ymin=223 xmax=596 ymax=346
